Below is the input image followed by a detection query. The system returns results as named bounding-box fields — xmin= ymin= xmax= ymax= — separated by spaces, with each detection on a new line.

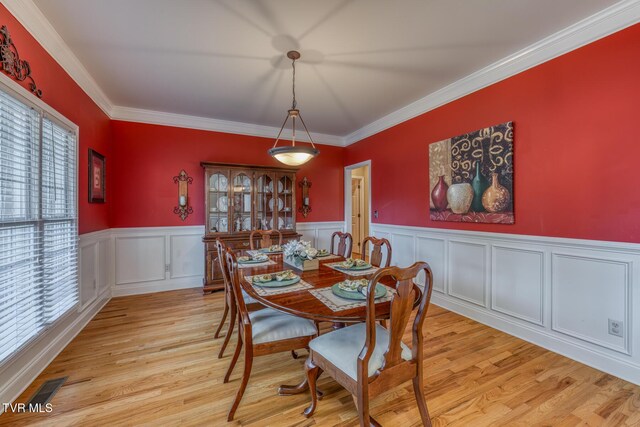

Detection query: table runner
xmin=308 ymin=285 xmax=394 ymax=312
xmin=316 ymin=254 xmax=342 ymax=261
xmin=237 ymin=259 xmax=276 ymax=269
xmin=244 ymin=273 xmax=314 ymax=296
xmin=325 ymin=262 xmax=380 ymax=277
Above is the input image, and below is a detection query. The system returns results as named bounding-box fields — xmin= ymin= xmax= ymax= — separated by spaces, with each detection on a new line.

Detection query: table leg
xmin=278 ymin=356 xmax=325 ymax=398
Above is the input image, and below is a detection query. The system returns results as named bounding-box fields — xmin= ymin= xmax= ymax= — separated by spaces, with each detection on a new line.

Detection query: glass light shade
xmin=268 ymin=146 xmax=319 ymax=166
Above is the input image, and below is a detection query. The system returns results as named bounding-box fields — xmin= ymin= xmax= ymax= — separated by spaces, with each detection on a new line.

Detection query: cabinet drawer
xmin=225 ymin=240 xmax=251 ymax=250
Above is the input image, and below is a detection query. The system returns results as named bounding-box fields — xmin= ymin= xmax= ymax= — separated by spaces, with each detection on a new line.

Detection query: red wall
xmin=1 ymin=5 xmax=112 ymax=234
xmin=110 ymin=121 xmax=344 ymax=228
xmin=345 ymin=24 xmax=640 ymax=244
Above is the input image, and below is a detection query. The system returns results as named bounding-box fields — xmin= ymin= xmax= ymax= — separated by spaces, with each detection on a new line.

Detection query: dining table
xmin=237 ymin=250 xmax=422 ymax=396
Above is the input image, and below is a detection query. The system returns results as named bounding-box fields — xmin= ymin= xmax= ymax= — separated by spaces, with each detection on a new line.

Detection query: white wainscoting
xmin=110 ymin=223 xmax=344 ymax=296
xmin=297 ymin=221 xmax=345 ymax=251
xmin=111 ymin=226 xmax=205 ymax=296
xmin=369 ymin=223 xmax=640 ymax=385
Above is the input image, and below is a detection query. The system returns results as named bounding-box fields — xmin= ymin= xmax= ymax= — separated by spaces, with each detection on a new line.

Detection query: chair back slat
xmin=360 ymin=262 xmax=434 ymax=377
xmin=385 ymin=277 xmax=418 ymax=366
xmin=215 ymin=239 xmax=231 ymax=292
xmin=250 ymin=229 xmax=283 ymax=250
xmin=331 ymin=231 xmax=353 ymax=258
xmin=224 ymin=248 xmax=252 ymax=328
xmin=361 ymin=236 xmax=392 ymax=267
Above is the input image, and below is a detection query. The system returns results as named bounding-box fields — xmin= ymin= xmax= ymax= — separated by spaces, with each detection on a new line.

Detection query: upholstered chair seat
xmin=309 ymin=323 xmax=411 ymax=379
xmin=249 ymin=308 xmax=317 ymax=344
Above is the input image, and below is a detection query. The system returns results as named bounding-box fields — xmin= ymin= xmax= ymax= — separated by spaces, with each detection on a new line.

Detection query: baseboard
xmin=112 ymin=277 xmax=202 ymax=297
xmin=0 ymin=288 xmax=111 ymax=408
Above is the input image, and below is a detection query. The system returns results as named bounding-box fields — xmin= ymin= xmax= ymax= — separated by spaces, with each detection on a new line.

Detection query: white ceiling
xmin=32 ymin=0 xmax=621 ymax=138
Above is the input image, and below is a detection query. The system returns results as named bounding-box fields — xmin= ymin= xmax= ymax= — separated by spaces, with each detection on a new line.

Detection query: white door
xmin=351 ymin=178 xmax=363 ymax=254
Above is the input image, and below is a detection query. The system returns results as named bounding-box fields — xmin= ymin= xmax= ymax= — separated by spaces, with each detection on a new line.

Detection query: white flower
xmin=282 ymin=239 xmax=318 ymax=261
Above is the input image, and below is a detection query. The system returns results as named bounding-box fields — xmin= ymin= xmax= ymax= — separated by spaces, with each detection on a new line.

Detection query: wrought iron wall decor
xmin=173 ymin=170 xmax=193 ymax=221
xmin=0 ymin=25 xmax=42 ymax=98
xmin=298 ymin=176 xmax=312 ymax=218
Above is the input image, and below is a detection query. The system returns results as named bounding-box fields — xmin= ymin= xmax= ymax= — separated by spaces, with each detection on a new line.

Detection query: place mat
xmin=326 ymin=262 xmax=380 ymax=277
xmin=247 ymin=249 xmax=281 ymax=257
xmin=237 ymin=259 xmax=277 ymax=269
xmin=245 ymin=273 xmax=314 ymax=296
xmin=309 ymin=285 xmax=394 ymax=312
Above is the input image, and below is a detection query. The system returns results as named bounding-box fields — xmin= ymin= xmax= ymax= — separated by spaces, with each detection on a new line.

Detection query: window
xmin=0 ymin=87 xmax=78 ymax=365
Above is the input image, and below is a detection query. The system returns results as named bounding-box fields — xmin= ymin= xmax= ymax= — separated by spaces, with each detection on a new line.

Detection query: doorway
xmin=345 ymin=162 xmax=371 ymax=258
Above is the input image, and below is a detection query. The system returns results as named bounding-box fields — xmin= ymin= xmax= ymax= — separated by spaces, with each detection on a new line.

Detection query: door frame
xmin=344 ymin=160 xmax=372 ymax=252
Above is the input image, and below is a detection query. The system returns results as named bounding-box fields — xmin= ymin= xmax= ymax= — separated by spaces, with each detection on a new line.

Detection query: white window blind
xmin=0 ymin=88 xmax=78 ymax=365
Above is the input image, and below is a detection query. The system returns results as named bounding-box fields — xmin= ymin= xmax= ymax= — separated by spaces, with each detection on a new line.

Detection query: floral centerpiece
xmin=282 ymin=240 xmax=320 ymax=271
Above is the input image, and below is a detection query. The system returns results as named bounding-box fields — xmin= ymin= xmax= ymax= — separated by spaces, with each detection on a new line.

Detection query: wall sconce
xmin=173 ymin=170 xmax=193 ymax=221
xmin=298 ymin=176 xmax=312 ymax=218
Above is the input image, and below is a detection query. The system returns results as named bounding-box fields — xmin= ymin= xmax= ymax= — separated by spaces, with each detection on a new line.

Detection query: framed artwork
xmin=429 ymin=121 xmax=513 ymax=224
xmin=88 ymin=149 xmax=105 ymax=203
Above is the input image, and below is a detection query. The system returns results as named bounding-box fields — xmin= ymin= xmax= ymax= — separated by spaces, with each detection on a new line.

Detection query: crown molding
xmin=2 ymin=0 xmax=114 ymax=117
xmin=343 ymin=0 xmax=640 ymax=145
xmin=110 ymin=106 xmax=346 ymax=147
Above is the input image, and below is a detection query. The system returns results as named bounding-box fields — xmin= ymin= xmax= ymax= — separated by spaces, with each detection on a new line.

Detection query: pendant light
xmin=268 ymin=50 xmax=319 ymax=166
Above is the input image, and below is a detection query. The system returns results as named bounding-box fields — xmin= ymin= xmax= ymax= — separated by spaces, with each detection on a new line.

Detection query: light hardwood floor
xmin=1 ymin=288 xmax=639 ymax=426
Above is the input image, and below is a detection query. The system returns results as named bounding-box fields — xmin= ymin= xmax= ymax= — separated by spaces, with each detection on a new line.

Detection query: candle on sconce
xmin=304 ymin=197 xmax=310 ymax=206
xmin=179 ymin=195 xmax=187 ymax=207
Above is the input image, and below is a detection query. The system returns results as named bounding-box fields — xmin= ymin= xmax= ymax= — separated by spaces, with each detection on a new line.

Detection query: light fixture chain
xmin=291 ymin=57 xmax=297 ymax=109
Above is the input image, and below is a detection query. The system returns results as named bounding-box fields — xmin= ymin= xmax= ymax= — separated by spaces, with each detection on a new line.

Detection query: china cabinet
xmin=201 ymin=162 xmax=300 ymax=292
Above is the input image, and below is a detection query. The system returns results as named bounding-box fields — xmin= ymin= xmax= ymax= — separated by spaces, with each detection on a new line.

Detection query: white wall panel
xmin=79 ymin=242 xmax=97 ymax=309
xmin=391 ymin=233 xmax=414 ymax=267
xmin=115 ymin=235 xmax=166 ymax=285
xmin=416 ymin=237 xmax=446 ymax=293
xmin=448 ymin=240 xmax=487 ymax=307
xmin=297 ymin=222 xmax=345 ymax=254
xmin=170 ymin=234 xmax=203 ymax=279
xmin=97 ymin=239 xmax=110 ymax=294
xmin=492 ymin=245 xmax=544 ymax=325
xmin=552 ymin=253 xmax=630 ymax=354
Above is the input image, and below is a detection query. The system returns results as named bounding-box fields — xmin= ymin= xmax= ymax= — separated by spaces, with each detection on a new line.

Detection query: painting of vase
xmin=428 ymin=121 xmax=514 ymax=224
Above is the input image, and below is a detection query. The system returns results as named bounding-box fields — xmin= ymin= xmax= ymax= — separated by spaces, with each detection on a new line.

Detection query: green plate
xmin=331 ymin=283 xmax=387 ymax=300
xmin=253 ymin=276 xmax=300 ymax=288
xmin=316 ymin=252 xmax=331 ymax=258
xmin=239 ymin=257 xmax=269 ymax=264
xmin=334 ymin=262 xmax=372 ymax=271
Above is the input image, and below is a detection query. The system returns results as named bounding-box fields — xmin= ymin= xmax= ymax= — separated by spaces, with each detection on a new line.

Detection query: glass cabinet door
xmin=230 ymin=171 xmax=253 ymax=232
xmin=255 ymin=172 xmax=275 ymax=230
xmin=208 ymin=171 xmax=229 ymax=233
xmin=278 ymin=174 xmax=294 ymax=231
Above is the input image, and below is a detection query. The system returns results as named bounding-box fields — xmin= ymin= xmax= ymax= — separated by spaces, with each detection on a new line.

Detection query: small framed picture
xmin=88 ymin=149 xmax=105 ymax=203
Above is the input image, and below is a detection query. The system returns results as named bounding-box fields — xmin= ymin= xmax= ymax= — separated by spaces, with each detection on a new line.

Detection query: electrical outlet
xmin=373 ymin=210 xmax=379 ymax=219
xmin=608 ymin=319 xmax=623 ymax=337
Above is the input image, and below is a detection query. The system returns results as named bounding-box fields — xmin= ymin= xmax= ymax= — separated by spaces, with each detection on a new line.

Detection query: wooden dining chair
xmin=303 ymin=262 xmax=434 ymax=426
xmin=213 ymin=239 xmax=262 ymax=359
xmin=249 ymin=229 xmax=283 ymax=250
xmin=331 ymin=231 xmax=353 ymax=258
xmin=224 ymin=248 xmax=318 ymax=421
xmin=361 ymin=236 xmax=392 ymax=267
